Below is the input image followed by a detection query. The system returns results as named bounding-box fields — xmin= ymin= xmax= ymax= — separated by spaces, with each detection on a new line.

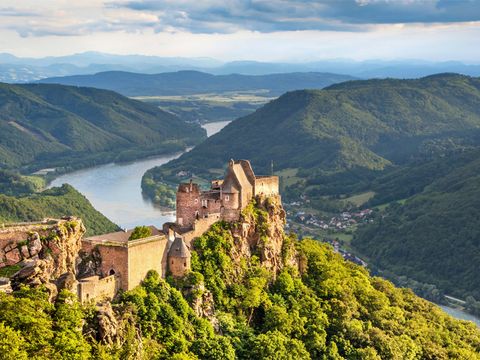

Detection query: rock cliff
xmin=0 ymin=218 xmax=85 ymax=298
xmin=231 ymin=194 xmax=297 ymax=276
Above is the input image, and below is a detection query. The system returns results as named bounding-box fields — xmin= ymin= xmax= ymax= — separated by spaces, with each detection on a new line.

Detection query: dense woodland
xmin=1 ymin=220 xmax=479 ymax=359
xmin=0 ymin=82 xmax=205 ymax=171
xmin=353 ymin=147 xmax=480 ymax=301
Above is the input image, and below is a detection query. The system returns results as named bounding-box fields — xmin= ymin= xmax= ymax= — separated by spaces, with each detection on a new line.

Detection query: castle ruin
xmin=0 ymin=160 xmax=279 ymax=303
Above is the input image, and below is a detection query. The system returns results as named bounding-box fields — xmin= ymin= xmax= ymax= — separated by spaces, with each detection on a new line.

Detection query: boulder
xmin=5 ymin=248 xmax=21 ymax=265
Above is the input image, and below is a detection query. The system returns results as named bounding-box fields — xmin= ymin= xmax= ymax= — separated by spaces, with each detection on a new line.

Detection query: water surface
xmin=440 ymin=305 xmax=480 ymax=327
xmin=48 ymin=121 xmax=230 ymax=230
xmin=202 ymin=120 xmax=231 ymax=137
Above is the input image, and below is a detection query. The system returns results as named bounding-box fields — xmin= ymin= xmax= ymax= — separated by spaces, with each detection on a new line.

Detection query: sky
xmin=0 ymin=0 xmax=480 ymax=62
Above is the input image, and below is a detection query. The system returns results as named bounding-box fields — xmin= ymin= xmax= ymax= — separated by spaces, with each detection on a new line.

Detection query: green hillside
xmin=143 ymin=73 xmax=480 ymax=204
xmin=1 ymin=212 xmax=479 ymax=359
xmin=353 ymin=148 xmax=480 ymax=301
xmin=0 ymin=183 xmax=119 ymax=236
xmin=0 ymin=82 xmax=205 ymax=171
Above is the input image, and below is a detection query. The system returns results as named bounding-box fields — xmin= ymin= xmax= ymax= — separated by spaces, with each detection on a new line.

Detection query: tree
xmin=129 ymin=226 xmax=153 ymax=240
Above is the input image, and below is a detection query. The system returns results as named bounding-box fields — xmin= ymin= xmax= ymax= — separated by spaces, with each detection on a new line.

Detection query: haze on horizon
xmin=0 ymin=0 xmax=480 ymax=63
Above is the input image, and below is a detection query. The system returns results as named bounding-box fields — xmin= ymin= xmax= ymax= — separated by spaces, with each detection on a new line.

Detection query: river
xmin=48 ymin=121 xmax=230 ymax=229
xmin=439 ymin=305 xmax=480 ymax=327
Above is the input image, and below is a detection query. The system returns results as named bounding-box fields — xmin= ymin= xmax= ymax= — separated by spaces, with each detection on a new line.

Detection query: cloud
xmin=1 ymin=0 xmax=480 ymax=38
xmin=115 ymin=0 xmax=480 ymax=33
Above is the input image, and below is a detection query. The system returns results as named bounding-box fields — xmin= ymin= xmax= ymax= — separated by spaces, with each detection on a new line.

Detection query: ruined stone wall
xmin=199 ymin=193 xmax=222 ymax=218
xmin=254 ymin=176 xmax=279 ymax=197
xmin=222 ymin=191 xmax=240 ymax=210
xmin=77 ymin=275 xmax=118 ymax=303
xmin=94 ymin=245 xmax=129 ymax=290
xmin=182 ymin=215 xmax=220 ymax=247
xmin=127 ymin=236 xmax=168 ymax=290
xmin=221 ymin=208 xmax=242 ymax=222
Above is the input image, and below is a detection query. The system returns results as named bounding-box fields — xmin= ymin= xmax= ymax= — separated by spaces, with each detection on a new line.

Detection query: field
xmin=134 ymin=90 xmax=275 ymax=123
xmin=342 ymin=191 xmax=375 ymax=206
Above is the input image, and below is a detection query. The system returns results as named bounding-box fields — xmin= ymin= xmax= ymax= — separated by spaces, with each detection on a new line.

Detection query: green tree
xmin=129 ymin=225 xmax=153 ymax=240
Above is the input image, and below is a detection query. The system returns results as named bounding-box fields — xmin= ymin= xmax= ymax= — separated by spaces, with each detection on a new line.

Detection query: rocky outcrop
xmin=231 ymin=195 xmax=297 ymax=277
xmin=1 ymin=218 xmax=85 ymax=299
xmin=97 ymin=302 xmax=119 ymax=344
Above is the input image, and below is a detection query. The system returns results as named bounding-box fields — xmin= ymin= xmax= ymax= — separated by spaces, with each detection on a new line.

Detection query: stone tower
xmin=168 ymin=237 xmax=191 ymax=278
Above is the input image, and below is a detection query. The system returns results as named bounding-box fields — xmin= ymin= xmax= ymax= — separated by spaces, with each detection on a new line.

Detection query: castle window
xmin=184 ymin=263 xmax=187 ymax=267
xmin=225 ymin=195 xmax=229 ymax=201
xmin=109 ymin=269 xmax=116 ymax=276
xmin=202 ymin=199 xmax=208 ymax=208
xmin=171 ymin=260 xmax=174 ymax=264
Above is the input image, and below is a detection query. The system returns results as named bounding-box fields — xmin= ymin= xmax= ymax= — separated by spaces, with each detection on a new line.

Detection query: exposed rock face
xmin=1 ymin=218 xmax=85 ymax=300
xmin=231 ymin=195 xmax=297 ymax=276
xmin=97 ymin=302 xmax=119 ymax=344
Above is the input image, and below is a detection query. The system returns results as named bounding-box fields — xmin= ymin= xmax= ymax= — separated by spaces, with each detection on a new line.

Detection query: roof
xmin=168 ymin=237 xmax=191 ymax=258
xmin=85 ymin=226 xmax=161 ymax=245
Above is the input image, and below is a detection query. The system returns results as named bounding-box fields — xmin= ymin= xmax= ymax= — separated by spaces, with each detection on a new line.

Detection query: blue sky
xmin=0 ymin=0 xmax=479 ymax=62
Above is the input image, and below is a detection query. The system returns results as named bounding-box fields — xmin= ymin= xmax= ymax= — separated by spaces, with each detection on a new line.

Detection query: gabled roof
xmin=168 ymin=237 xmax=191 ymax=258
xmin=222 ymin=159 xmax=255 ymax=193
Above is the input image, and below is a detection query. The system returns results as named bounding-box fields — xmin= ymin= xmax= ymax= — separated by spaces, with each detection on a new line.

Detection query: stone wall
xmin=77 ymin=275 xmax=118 ymax=303
xmin=94 ymin=245 xmax=129 ymax=290
xmin=127 ymin=236 xmax=168 ymax=290
xmin=182 ymin=215 xmax=220 ymax=247
xmin=254 ymin=176 xmax=279 ymax=197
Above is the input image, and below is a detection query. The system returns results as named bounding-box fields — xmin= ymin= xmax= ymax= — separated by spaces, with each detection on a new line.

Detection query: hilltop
xmin=37 ymin=70 xmax=356 ymax=96
xmin=0 ymin=82 xmax=205 ymax=171
xmin=143 ymin=73 xmax=480 ymax=203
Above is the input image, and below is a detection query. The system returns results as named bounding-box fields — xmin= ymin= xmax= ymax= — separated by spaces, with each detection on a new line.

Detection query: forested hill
xmin=0 ymin=82 xmax=205 ymax=170
xmin=353 ymin=147 xmax=480 ymax=301
xmin=37 ymin=70 xmax=356 ymax=96
xmin=145 ymin=73 xmax=480 ymax=188
xmin=1 ymin=199 xmax=479 ymax=359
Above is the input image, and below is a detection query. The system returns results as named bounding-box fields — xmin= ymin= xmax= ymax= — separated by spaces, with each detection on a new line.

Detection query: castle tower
xmin=176 ymin=180 xmax=202 ymax=228
xmin=168 ymin=237 xmax=191 ymax=278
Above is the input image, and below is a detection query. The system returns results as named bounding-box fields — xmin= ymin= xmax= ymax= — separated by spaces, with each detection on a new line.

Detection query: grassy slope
xmin=0 ymin=82 xmax=205 ymax=170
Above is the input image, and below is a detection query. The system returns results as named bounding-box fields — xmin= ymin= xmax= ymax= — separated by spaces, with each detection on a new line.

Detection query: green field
xmin=342 ymin=191 xmax=376 ymax=206
xmin=134 ymin=91 xmax=275 ymax=123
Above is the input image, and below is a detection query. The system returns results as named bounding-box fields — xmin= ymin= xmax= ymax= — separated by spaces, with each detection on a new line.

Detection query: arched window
xmin=109 ymin=269 xmax=116 ymax=276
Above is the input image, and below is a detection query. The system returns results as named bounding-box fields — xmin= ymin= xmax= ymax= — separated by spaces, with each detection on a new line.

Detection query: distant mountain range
xmin=2 ymin=51 xmax=480 ymax=82
xmin=36 ymin=71 xmax=356 ymax=96
xmin=0 ymin=82 xmax=205 ymax=170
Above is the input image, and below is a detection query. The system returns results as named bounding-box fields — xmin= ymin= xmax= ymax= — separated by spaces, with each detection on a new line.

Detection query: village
xmin=283 ymin=200 xmax=372 ymax=267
